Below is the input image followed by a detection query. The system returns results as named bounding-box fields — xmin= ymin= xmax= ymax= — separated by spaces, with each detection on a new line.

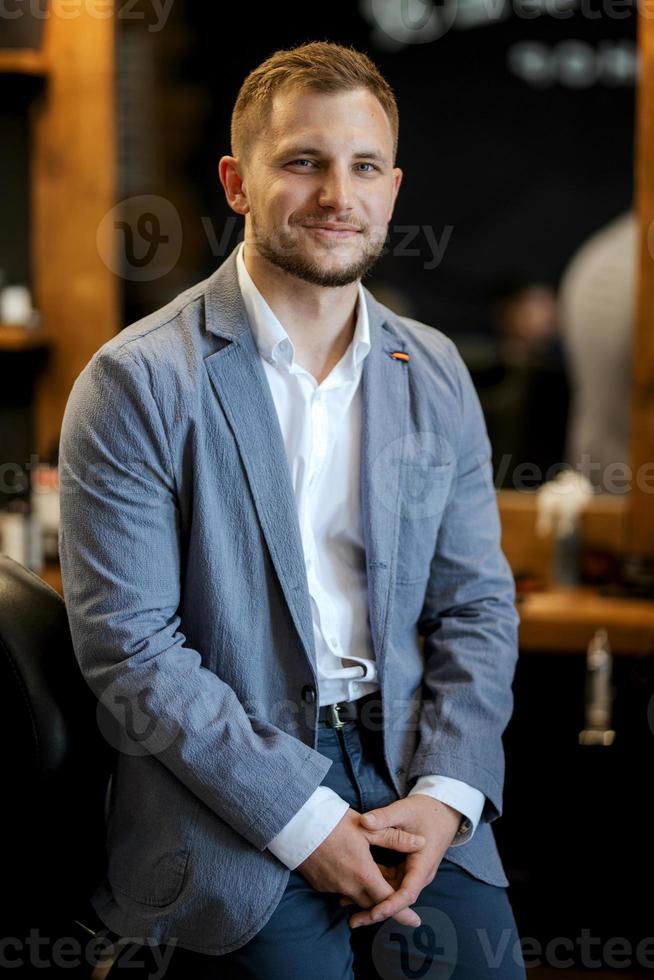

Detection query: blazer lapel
xmin=200 ymin=250 xmax=411 ymax=686
xmin=359 ymin=290 xmax=410 ymax=680
xmin=202 ymin=251 xmax=317 ymax=672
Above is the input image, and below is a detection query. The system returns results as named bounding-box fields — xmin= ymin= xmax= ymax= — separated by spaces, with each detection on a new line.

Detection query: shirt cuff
xmin=266 ymin=786 xmax=350 ymax=870
xmin=408 ymin=775 xmax=485 ymax=846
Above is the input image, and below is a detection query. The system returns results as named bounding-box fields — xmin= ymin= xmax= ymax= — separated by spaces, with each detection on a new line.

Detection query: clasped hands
xmin=297 ymin=795 xmax=461 ymax=930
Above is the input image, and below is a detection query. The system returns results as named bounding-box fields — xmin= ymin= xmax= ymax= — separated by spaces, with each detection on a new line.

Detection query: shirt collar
xmin=235 ymin=241 xmax=371 ymax=373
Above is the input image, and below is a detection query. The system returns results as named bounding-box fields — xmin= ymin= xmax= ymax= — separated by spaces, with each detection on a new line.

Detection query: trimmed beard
xmin=248 ymin=215 xmax=387 ymax=287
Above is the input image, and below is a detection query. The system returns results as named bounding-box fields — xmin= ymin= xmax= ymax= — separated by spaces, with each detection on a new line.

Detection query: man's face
xmin=237 ymin=86 xmax=403 ymax=288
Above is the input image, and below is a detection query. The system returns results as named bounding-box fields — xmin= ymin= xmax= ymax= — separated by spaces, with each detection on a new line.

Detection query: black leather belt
xmin=318 ymin=701 xmax=360 ymax=728
xmin=318 ymin=695 xmax=382 ymax=729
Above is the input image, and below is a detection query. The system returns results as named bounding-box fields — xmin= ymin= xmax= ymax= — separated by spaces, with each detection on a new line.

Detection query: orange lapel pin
xmin=389 ymin=351 xmax=410 ymax=362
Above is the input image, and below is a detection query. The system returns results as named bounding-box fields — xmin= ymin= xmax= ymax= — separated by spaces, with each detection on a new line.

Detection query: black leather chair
xmin=0 ymin=555 xmax=115 ymax=973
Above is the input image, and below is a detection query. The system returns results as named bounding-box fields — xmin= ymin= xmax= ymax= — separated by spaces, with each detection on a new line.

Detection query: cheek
xmin=365 ymin=183 xmax=395 ymax=210
xmin=248 ymin=174 xmax=286 ymax=209
xmin=266 ymin=183 xmax=308 ymax=220
xmin=363 ymin=193 xmax=395 ymax=228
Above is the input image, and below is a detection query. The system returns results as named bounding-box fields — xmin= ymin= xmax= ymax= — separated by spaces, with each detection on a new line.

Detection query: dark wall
xmin=114 ymin=2 xmax=633 ymax=486
xmin=160 ymin=1 xmax=636 ymax=340
xmin=0 ymin=81 xmax=33 ymax=293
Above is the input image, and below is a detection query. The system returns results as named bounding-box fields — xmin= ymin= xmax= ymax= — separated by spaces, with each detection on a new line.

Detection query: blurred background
xmin=1 ymin=1 xmax=653 ymax=977
xmin=0 ymin=0 xmax=641 ymax=490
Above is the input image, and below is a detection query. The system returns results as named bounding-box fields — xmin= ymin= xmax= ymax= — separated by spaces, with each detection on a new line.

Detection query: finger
xmin=352 ymin=857 xmax=427 ymax=928
xmin=350 ymin=904 xmax=421 ymax=929
xmin=359 ymin=804 xmax=402 ymax=831
xmin=349 ymin=868 xmax=421 ymax=930
xmin=365 ymin=826 xmax=425 ymax=853
xmin=393 ymin=907 xmax=422 ymax=928
xmin=349 ymin=880 xmax=421 ymax=929
xmin=351 ymin=864 xmax=398 ymax=915
xmin=340 ymin=865 xmax=401 ymax=910
xmin=352 ymin=867 xmax=425 ymax=928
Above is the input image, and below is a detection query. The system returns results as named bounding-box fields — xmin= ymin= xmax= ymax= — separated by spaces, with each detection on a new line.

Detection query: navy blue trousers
xmin=109 ymin=719 xmax=526 ymax=979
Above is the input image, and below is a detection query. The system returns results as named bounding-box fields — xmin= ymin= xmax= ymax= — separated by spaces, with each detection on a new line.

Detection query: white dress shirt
xmin=235 ymin=243 xmax=484 ymax=870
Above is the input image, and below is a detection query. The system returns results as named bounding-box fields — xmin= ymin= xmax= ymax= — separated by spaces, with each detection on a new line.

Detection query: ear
xmin=387 ymin=166 xmax=403 ymax=221
xmin=218 ymin=156 xmax=250 ymax=215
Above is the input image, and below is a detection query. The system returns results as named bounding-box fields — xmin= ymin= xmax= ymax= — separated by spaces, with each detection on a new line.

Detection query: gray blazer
xmin=58 ymin=246 xmax=520 ymax=955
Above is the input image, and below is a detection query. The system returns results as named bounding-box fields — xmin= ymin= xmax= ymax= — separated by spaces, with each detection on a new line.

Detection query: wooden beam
xmin=30 ymin=7 xmax=118 ymax=460
xmin=628 ymin=13 xmax=654 ymax=554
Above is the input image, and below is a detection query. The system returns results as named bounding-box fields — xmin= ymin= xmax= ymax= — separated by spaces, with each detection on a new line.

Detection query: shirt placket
xmin=304 ymin=388 xmax=336 ymax=656
xmin=303 ymin=383 xmax=366 ymax=681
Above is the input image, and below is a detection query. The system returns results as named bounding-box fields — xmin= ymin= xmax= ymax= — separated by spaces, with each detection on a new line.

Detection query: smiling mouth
xmin=303 ymin=224 xmax=363 ymax=238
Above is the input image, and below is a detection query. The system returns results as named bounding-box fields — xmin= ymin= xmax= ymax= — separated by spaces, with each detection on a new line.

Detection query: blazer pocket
xmin=395 ymin=461 xmax=453 ymax=585
xmin=105 ymin=762 xmax=202 ymax=908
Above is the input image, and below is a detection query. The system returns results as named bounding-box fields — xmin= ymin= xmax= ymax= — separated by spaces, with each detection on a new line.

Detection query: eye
xmin=355 ymin=162 xmax=378 ymax=174
xmin=288 ymin=159 xmax=316 ymax=168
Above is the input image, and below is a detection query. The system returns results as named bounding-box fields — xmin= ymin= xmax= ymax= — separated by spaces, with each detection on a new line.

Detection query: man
xmin=59 ymin=41 xmax=525 ymax=979
xmin=559 ymin=210 xmax=635 ymax=492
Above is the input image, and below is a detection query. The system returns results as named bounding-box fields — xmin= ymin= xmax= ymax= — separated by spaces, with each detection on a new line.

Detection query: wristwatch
xmin=454 ymin=817 xmax=472 ymax=841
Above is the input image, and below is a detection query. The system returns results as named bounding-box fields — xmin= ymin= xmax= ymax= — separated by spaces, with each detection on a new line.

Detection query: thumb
xmin=360 ymin=805 xmax=398 ymax=829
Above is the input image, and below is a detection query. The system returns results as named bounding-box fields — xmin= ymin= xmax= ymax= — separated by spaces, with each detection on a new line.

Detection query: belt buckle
xmin=328 ymin=703 xmax=345 ymax=729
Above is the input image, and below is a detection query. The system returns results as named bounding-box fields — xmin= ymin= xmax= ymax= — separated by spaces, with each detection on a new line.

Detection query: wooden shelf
xmin=0 ymin=49 xmax=49 ymax=77
xmin=497 ymin=493 xmax=654 ymax=654
xmin=0 ymin=325 xmax=51 ymax=351
xmin=518 ymin=586 xmax=654 ymax=655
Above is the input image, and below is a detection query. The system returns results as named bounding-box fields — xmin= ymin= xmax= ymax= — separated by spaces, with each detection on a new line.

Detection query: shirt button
xmin=306 ymin=558 xmax=312 ymax=570
xmin=330 ymin=637 xmax=338 ymax=648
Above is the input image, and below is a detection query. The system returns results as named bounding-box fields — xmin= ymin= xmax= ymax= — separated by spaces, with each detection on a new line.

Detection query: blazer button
xmin=301 ymin=685 xmax=316 ymax=704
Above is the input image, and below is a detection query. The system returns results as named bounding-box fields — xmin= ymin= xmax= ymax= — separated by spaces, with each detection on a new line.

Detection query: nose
xmin=317 ymin=166 xmax=354 ymax=212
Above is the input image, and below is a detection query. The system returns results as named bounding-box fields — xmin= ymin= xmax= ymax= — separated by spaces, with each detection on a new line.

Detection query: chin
xmin=309 ymin=242 xmax=363 ymax=264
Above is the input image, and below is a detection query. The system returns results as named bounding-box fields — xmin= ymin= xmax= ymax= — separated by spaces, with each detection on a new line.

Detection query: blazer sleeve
xmin=58 ymin=345 xmax=332 ymax=851
xmin=408 ymin=340 xmax=520 ymax=823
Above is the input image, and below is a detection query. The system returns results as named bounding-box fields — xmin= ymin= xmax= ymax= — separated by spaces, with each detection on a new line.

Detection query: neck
xmin=243 ymin=244 xmax=360 ymax=384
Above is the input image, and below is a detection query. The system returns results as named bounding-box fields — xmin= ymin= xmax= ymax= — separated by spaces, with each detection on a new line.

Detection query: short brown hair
xmin=231 ymin=41 xmax=399 ymax=164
